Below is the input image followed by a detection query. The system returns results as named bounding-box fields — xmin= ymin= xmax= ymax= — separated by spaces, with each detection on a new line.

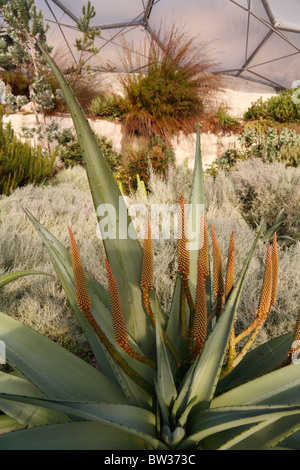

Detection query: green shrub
xmin=214 ymin=107 xmax=239 ymax=130
xmin=206 ymin=125 xmax=300 ymax=178
xmin=278 ymin=143 xmax=300 ymax=167
xmin=244 ymin=87 xmax=300 ymax=123
xmin=58 ymin=130 xmax=123 ymax=171
xmin=0 ymin=120 xmax=56 ymax=196
xmin=89 ymin=94 xmax=123 ymax=120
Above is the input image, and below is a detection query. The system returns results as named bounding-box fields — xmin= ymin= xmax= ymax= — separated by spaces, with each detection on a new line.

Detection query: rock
xmin=20 ymin=101 xmax=35 ymax=113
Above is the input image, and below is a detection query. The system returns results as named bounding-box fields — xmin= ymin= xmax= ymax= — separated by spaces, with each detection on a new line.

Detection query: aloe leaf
xmin=0 ymin=311 xmax=127 ymax=404
xmin=178 ymin=404 xmax=300 ymax=450
xmin=216 ymin=332 xmax=293 ymax=395
xmin=0 ymin=372 xmax=70 ymax=427
xmin=0 ymin=421 xmax=147 ymax=450
xmin=35 ymin=39 xmax=164 ymax=353
xmin=173 ymin=225 xmax=265 ymax=416
xmin=0 ymin=393 xmax=166 ymax=450
xmin=218 ymin=415 xmax=300 ymax=450
xmin=0 ymin=270 xmax=54 ymax=287
xmin=0 ymin=415 xmax=24 ymax=436
xmin=155 ymin=315 xmax=177 ymax=409
xmin=188 ymin=124 xmax=207 ymax=298
xmin=212 ymin=362 xmax=300 ymax=408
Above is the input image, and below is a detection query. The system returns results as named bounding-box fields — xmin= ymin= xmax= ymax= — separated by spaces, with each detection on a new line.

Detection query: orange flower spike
xmin=68 ymin=226 xmax=91 ymax=314
xmin=178 ymin=194 xmax=190 ymax=281
xmin=225 ymin=232 xmax=235 ymax=300
xmin=211 ymin=225 xmax=224 ymax=298
xmin=258 ymin=245 xmax=273 ymax=318
xmin=140 ymin=211 xmax=153 ymax=291
xmin=271 ymin=233 xmax=278 ymax=308
xmin=198 ymin=211 xmax=209 ymax=278
xmin=105 ymin=258 xmax=129 ymax=350
xmin=106 ymin=258 xmax=156 ymax=369
xmin=193 ymin=260 xmax=207 ymax=358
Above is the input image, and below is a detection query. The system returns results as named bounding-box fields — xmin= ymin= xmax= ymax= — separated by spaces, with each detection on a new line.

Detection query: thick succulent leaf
xmin=0 ymin=393 xmax=166 ymax=450
xmin=212 ymin=363 xmax=300 ymax=408
xmin=217 ymin=332 xmax=293 ymax=395
xmin=0 ymin=421 xmax=147 ymax=450
xmin=36 ymin=39 xmax=165 ymax=354
xmin=0 ymin=372 xmax=69 ymax=427
xmin=0 ymin=414 xmax=24 ymax=436
xmin=188 ymin=125 xmax=206 ymax=295
xmin=165 ymin=274 xmax=182 ymax=355
xmin=155 ymin=316 xmax=177 ymax=409
xmin=279 ymin=428 xmax=300 ymax=450
xmin=219 ymin=415 xmax=300 ymax=450
xmin=0 ymin=311 xmax=127 ymax=404
xmin=0 ymin=270 xmax=53 ymax=287
xmin=173 ymin=226 xmax=264 ymax=416
xmin=25 ymin=209 xmax=156 ymax=398
xmin=179 ymin=404 xmax=300 ymax=450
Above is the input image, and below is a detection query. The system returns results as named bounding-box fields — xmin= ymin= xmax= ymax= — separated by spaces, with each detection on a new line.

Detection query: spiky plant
xmin=0 ymin=42 xmax=300 ymax=451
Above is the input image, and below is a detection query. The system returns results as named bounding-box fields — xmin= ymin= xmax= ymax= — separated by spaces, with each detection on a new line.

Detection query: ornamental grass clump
xmin=1 ymin=41 xmax=300 ymax=450
xmin=118 ymin=22 xmax=220 ymax=141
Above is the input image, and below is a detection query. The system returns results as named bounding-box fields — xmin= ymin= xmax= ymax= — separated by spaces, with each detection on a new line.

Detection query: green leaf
xmin=218 ymin=415 xmax=300 ymax=450
xmin=0 ymin=270 xmax=54 ymax=287
xmin=0 ymin=393 xmax=167 ymax=450
xmin=0 ymin=311 xmax=127 ymax=404
xmin=155 ymin=315 xmax=177 ymax=409
xmin=212 ymin=363 xmax=300 ymax=408
xmin=0 ymin=421 xmax=147 ymax=450
xmin=36 ymin=39 xmax=164 ymax=354
xmin=0 ymin=372 xmax=70 ymax=427
xmin=173 ymin=225 xmax=265 ymax=416
xmin=179 ymin=405 xmax=300 ymax=450
xmin=0 ymin=415 xmax=24 ymax=436
xmin=216 ymin=332 xmax=293 ymax=395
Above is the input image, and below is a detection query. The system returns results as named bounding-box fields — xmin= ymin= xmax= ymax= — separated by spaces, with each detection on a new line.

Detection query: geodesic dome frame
xmin=3 ymin=0 xmax=300 ymax=89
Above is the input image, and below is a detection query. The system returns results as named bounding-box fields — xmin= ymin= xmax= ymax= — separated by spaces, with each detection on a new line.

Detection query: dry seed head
xmin=225 ymin=232 xmax=235 ymax=299
xmin=258 ymin=245 xmax=272 ymax=317
xmin=140 ymin=211 xmax=153 ymax=290
xmin=211 ymin=225 xmax=224 ymax=296
xmin=178 ymin=194 xmax=190 ymax=280
xmin=271 ymin=233 xmax=278 ymax=307
xmin=105 ymin=258 xmax=129 ymax=349
xmin=193 ymin=260 xmax=207 ymax=355
xmin=198 ymin=211 xmax=209 ymax=278
xmin=68 ymin=226 xmax=91 ymax=313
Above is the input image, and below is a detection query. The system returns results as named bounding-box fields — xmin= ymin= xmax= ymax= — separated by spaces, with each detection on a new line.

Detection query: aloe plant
xmin=0 ymin=41 xmax=300 ymax=450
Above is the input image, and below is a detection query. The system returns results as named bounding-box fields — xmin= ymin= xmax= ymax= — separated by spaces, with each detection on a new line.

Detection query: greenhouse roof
xmin=6 ymin=1 xmax=300 ymax=88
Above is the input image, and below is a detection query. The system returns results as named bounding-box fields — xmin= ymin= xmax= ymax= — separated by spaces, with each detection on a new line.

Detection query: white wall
xmin=3 ymin=74 xmax=277 ymax=169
